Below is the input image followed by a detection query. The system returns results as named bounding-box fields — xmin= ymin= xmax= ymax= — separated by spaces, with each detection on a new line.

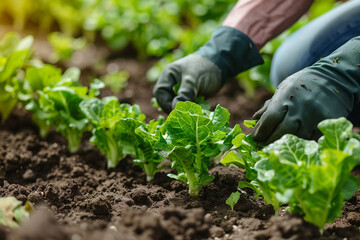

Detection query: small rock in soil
xmin=27 ymin=191 xmax=44 ymax=204
xmin=121 ymin=197 xmax=134 ymax=206
xmin=130 ymin=189 xmax=151 ymax=206
xmin=88 ymin=196 xmax=112 ymax=216
xmin=22 ymin=169 xmax=36 ymax=181
xmin=346 ymin=212 xmax=360 ymax=226
xmin=70 ymin=167 xmax=84 ymax=177
xmin=221 ymin=217 xmax=237 ymax=233
xmin=324 ymin=220 xmax=360 ymax=239
xmin=149 ymin=191 xmax=165 ymax=201
xmin=210 ymin=226 xmax=225 ymax=238
xmin=44 ymin=185 xmax=61 ymax=203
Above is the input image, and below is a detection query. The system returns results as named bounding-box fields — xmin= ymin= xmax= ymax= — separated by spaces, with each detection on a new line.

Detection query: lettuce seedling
xmin=81 ymin=97 xmax=166 ymax=180
xmin=157 ymin=101 xmax=240 ymax=197
xmin=24 ymin=66 xmax=103 ymax=152
xmin=38 ymin=85 xmax=89 ymax=153
xmin=0 ymin=197 xmax=33 ymax=228
xmin=0 ymin=33 xmax=33 ymax=122
xmin=23 ymin=65 xmax=63 ymax=138
xmin=134 ymin=117 xmax=168 ymax=181
xmin=226 ymin=191 xmax=240 ymax=211
xmin=224 ymin=117 xmax=360 ymax=228
xmin=80 ymin=97 xmax=148 ymax=169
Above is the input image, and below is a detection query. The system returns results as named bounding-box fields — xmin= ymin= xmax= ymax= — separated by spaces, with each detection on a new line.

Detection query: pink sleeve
xmin=222 ymin=0 xmax=314 ymax=49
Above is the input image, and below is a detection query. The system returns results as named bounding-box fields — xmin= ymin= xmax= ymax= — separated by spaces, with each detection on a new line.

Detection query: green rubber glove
xmin=253 ymin=37 xmax=360 ymax=144
xmin=153 ymin=26 xmax=263 ymax=113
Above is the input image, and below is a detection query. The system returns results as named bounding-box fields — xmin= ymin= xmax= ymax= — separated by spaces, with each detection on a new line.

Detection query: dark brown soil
xmin=1 ymin=50 xmax=360 ymax=239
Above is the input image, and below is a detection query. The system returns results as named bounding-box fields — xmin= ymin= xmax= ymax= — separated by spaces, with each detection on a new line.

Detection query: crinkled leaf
xmin=263 ymin=134 xmax=319 ymax=166
xmin=318 ymin=117 xmax=353 ymax=151
xmin=80 ymin=98 xmax=104 ymax=126
xmin=25 ymin=65 xmax=62 ymax=90
xmin=220 ymin=124 xmax=243 ymax=152
xmin=165 ymin=101 xmax=212 ymax=146
xmin=209 ymin=104 xmax=230 ymax=132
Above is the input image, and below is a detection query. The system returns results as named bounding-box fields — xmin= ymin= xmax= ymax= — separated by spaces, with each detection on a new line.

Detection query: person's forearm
xmin=223 ymin=0 xmax=314 ymax=49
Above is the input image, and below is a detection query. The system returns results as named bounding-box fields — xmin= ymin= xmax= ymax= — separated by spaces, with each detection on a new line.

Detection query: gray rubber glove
xmin=253 ymin=36 xmax=360 ymax=144
xmin=153 ymin=26 xmax=263 ymax=113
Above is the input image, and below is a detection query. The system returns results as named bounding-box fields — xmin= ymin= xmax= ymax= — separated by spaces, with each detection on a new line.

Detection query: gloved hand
xmin=253 ymin=37 xmax=360 ymax=144
xmin=153 ymin=26 xmax=263 ymax=113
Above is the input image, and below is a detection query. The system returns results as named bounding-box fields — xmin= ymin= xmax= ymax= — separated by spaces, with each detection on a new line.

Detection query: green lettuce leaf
xmin=160 ymin=101 xmax=239 ymax=197
xmin=231 ymin=117 xmax=360 ymax=228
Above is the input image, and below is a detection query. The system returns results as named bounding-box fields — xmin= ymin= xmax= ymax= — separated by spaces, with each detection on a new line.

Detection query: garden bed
xmin=1 ymin=56 xmax=360 ymax=240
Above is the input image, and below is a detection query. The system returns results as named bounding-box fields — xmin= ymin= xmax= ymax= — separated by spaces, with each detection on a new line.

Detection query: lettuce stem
xmin=39 ymin=125 xmax=50 ymax=139
xmin=66 ymin=129 xmax=81 ymax=153
xmin=187 ymin=171 xmax=200 ymax=197
xmin=144 ymin=163 xmax=155 ymax=182
xmin=106 ymin=132 xmax=120 ymax=168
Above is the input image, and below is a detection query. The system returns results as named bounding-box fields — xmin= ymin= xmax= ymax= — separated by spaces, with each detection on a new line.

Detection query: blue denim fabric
xmin=270 ymin=0 xmax=360 ymax=125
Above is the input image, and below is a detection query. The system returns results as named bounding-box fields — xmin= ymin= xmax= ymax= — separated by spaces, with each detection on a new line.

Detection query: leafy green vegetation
xmin=222 ymin=118 xmax=360 ymax=228
xmin=0 ymin=0 xmax=233 ymax=57
xmin=80 ymin=97 xmax=166 ymax=181
xmin=80 ymin=97 xmax=145 ymax=168
xmin=0 ymin=32 xmax=359 ymax=229
xmin=156 ymin=101 xmax=240 ymax=197
xmin=23 ymin=64 xmax=66 ymax=138
xmin=0 ymin=33 xmax=33 ymax=122
xmin=134 ymin=117 xmax=168 ymax=181
xmin=100 ymin=70 xmax=129 ymax=93
xmin=0 ymin=197 xmax=33 ymax=228
xmin=23 ymin=65 xmax=104 ymax=153
xmin=48 ymin=32 xmax=86 ymax=63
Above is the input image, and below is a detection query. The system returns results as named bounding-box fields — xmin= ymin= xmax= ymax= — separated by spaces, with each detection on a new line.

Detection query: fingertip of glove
xmin=252 ymin=99 xmax=272 ymax=120
xmin=252 ymin=111 xmax=261 ymax=120
xmin=153 ymin=88 xmax=175 ymax=114
xmin=252 ymin=125 xmax=266 ymax=143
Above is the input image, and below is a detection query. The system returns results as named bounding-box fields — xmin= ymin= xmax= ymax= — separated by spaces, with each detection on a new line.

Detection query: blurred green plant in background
xmin=48 ymin=32 xmax=87 ymax=62
xmin=0 ymin=0 xmax=233 ymax=57
xmin=100 ymin=70 xmax=129 ymax=93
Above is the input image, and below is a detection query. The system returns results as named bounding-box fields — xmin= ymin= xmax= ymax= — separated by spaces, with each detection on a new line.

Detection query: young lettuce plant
xmin=0 ymin=33 xmax=33 ymax=122
xmin=156 ymin=101 xmax=241 ymax=197
xmin=133 ymin=117 xmax=168 ymax=181
xmin=23 ymin=65 xmax=63 ymax=138
xmin=24 ymin=65 xmax=103 ymax=153
xmin=223 ymin=117 xmax=360 ymax=228
xmin=81 ymin=98 xmax=166 ymax=181
xmin=80 ymin=97 xmax=150 ymax=169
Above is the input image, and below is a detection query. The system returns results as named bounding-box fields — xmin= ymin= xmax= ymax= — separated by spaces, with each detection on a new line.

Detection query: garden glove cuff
xmin=153 ymin=26 xmax=263 ymax=113
xmin=253 ymin=37 xmax=360 ymax=144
